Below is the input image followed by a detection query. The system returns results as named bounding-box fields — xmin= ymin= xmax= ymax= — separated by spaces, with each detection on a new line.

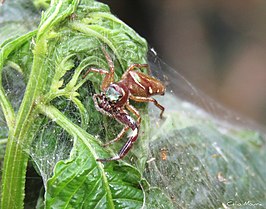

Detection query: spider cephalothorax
xmin=83 ymin=48 xmax=165 ymax=162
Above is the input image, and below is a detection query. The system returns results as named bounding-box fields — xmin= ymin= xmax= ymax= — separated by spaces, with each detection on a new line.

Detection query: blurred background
xmin=101 ymin=0 xmax=266 ymax=127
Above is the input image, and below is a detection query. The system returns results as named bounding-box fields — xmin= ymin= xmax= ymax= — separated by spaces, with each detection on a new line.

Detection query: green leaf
xmin=46 ymin=141 xmax=144 ymax=209
xmin=0 ymin=1 xmax=80 ymax=208
xmin=38 ymin=104 xmax=144 ymax=209
xmin=2 ymin=0 xmax=265 ymax=208
xmin=0 ymin=1 xmax=179 ymax=209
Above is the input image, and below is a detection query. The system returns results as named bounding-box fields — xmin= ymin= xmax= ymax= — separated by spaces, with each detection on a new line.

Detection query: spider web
xmin=0 ymin=1 xmax=266 ymax=208
xmin=142 ymin=49 xmax=266 ymax=208
xmin=1 ymin=43 xmax=266 ymax=209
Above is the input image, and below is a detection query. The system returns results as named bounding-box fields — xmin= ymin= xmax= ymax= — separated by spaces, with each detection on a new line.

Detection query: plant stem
xmin=1 ymin=36 xmax=47 ymax=209
xmin=1 ymin=2 xmax=80 ymax=207
xmin=0 ymin=31 xmax=37 ymax=209
xmin=0 ymin=30 xmax=36 ymax=129
xmin=1 ymin=134 xmax=29 ymax=209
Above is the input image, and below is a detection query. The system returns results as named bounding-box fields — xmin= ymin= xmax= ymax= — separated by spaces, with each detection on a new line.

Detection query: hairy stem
xmin=1 ymin=35 xmax=47 ymax=209
xmin=0 ymin=30 xmax=36 ymax=129
xmin=1 ymin=1 xmax=79 ymax=207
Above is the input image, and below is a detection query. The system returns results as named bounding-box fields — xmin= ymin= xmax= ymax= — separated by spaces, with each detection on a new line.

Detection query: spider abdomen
xmin=121 ymin=71 xmax=165 ymax=97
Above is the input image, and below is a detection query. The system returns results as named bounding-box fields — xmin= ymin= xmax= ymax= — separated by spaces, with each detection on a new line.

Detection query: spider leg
xmin=82 ymin=68 xmax=109 ymax=79
xmin=101 ymin=104 xmax=141 ymax=147
xmin=125 ymin=103 xmax=141 ymax=124
xmin=130 ymin=95 xmax=164 ymax=118
xmin=82 ymin=47 xmax=115 ymax=91
xmin=101 ymin=103 xmax=141 ymax=145
xmin=101 ymin=47 xmax=115 ymax=90
xmin=102 ymin=126 xmax=130 ymax=147
xmin=97 ymin=111 xmax=139 ymax=162
xmin=101 ymin=46 xmax=114 ymax=71
xmin=96 ymin=126 xmax=139 ymax=162
xmin=121 ymin=63 xmax=150 ymax=80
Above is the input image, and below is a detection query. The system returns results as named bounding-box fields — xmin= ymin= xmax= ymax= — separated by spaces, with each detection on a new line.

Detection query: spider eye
xmin=105 ymin=86 xmax=122 ymax=102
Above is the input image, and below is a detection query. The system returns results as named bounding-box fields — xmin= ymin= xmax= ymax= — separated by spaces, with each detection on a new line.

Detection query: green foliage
xmin=0 ymin=0 xmax=153 ymax=208
xmin=1 ymin=0 xmax=265 ymax=209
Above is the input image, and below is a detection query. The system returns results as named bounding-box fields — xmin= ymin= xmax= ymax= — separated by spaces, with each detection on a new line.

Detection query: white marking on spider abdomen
xmin=130 ymin=72 xmax=145 ymax=89
xmin=148 ymin=86 xmax=153 ymax=94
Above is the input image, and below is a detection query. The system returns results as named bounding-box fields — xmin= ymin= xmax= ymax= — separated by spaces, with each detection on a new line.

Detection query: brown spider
xmin=83 ymin=48 xmax=165 ymax=162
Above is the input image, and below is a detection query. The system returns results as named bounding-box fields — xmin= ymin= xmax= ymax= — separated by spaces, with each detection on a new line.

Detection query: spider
xmin=83 ymin=48 xmax=165 ymax=162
